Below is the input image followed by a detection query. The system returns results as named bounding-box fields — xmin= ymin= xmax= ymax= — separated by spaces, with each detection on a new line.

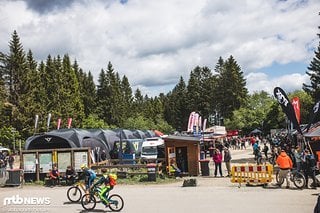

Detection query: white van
xmin=140 ymin=137 xmax=164 ymax=162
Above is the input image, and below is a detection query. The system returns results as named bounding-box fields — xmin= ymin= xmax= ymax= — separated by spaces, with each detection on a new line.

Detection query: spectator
xmin=8 ymin=153 xmax=14 ymax=169
xmin=169 ymin=159 xmax=181 ymax=178
xmin=65 ymin=165 xmax=76 ymax=185
xmin=276 ymin=150 xmax=293 ymax=188
xmin=302 ymin=149 xmax=317 ymax=189
xmin=49 ymin=166 xmax=60 ymax=186
xmin=293 ymin=146 xmax=302 ymax=172
xmin=262 ymin=143 xmax=269 ymax=160
xmin=223 ymin=147 xmax=232 ymax=177
xmin=213 ymin=149 xmax=223 ymax=177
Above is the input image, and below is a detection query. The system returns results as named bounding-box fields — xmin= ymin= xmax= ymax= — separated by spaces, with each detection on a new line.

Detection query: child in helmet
xmin=80 ymin=164 xmax=96 ymax=192
xmin=92 ymin=168 xmax=117 ymax=206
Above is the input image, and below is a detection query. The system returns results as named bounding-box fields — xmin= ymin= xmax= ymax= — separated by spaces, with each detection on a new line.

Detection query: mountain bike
xmin=275 ymin=168 xmax=305 ymax=189
xmin=66 ymin=176 xmax=87 ymax=202
xmin=81 ymin=185 xmax=124 ymax=211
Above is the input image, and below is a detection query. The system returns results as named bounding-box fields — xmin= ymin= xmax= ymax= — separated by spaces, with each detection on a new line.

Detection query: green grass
xmin=117 ymin=175 xmax=181 ymax=185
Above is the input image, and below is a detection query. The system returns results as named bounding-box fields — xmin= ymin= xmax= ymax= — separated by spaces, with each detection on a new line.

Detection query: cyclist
xmin=80 ymin=164 xmax=97 ymax=193
xmin=92 ymin=168 xmax=117 ymax=206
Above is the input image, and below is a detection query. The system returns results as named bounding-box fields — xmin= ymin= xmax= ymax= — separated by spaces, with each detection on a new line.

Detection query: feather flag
xmin=67 ymin=118 xmax=72 ymax=129
xmin=304 ymin=100 xmax=320 ymax=132
xmin=273 ymin=87 xmax=302 ymax=134
xmin=47 ymin=113 xmax=51 ymax=131
xmin=292 ymin=97 xmax=301 ymax=124
xmin=57 ymin=118 xmax=61 ymax=130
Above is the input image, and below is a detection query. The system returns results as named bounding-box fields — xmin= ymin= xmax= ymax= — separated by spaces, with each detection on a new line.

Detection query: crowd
xmin=248 ymin=135 xmax=318 ymax=189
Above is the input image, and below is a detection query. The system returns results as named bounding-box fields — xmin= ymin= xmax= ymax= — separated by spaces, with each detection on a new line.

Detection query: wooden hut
xmin=163 ymin=135 xmax=201 ymax=176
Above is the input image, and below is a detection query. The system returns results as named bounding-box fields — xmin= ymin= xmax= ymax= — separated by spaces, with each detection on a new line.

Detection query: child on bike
xmin=92 ymin=168 xmax=117 ymax=206
xmin=80 ymin=164 xmax=97 ymax=193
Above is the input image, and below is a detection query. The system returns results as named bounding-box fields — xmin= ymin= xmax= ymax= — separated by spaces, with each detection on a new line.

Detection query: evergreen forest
xmin=0 ymin=29 xmax=320 ymax=149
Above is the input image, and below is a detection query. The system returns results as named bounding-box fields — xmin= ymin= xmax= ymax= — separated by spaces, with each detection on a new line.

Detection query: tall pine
xmin=303 ymin=25 xmax=320 ymax=101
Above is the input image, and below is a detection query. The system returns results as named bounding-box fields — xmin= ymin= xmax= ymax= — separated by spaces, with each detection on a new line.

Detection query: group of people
xmin=212 ymin=147 xmax=232 ymax=177
xmin=48 ymin=164 xmax=117 ymax=207
xmin=80 ymin=164 xmax=117 ymax=207
xmin=0 ymin=151 xmax=15 ymax=169
xmin=276 ymin=147 xmax=318 ymax=189
xmin=48 ymin=165 xmax=77 ymax=186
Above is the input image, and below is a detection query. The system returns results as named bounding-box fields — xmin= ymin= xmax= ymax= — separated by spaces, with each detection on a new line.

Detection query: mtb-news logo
xmin=3 ymin=195 xmax=51 ymax=212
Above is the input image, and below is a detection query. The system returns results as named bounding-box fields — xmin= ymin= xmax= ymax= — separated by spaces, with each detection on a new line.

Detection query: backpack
xmin=108 ymin=173 xmax=117 ymax=186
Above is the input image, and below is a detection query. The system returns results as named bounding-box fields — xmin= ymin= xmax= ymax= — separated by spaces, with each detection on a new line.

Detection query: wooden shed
xmin=163 ymin=135 xmax=201 ymax=176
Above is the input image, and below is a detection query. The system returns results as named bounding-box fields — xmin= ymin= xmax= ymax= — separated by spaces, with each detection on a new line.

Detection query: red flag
xmin=57 ymin=118 xmax=61 ymax=129
xmin=292 ymin=97 xmax=301 ymax=124
xmin=67 ymin=118 xmax=72 ymax=129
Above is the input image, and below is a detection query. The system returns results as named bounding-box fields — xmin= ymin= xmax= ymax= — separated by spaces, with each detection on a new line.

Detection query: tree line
xmin=0 ymin=28 xmax=319 ymax=148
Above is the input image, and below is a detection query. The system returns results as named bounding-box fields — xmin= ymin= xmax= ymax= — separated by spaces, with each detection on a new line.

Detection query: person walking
xmin=276 ymin=149 xmax=293 ymax=188
xmin=213 ymin=149 xmax=223 ymax=177
xmin=223 ymin=147 xmax=232 ymax=177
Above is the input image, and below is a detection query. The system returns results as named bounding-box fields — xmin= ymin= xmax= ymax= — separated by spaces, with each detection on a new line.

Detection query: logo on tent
xmin=45 ymin=137 xmax=52 ymax=142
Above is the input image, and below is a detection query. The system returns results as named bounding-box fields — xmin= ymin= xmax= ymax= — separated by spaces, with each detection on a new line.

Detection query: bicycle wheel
xmin=67 ymin=186 xmax=82 ymax=202
xmin=81 ymin=193 xmax=96 ymax=211
xmin=275 ymin=170 xmax=284 ymax=185
xmin=108 ymin=194 xmax=124 ymax=212
xmin=293 ymin=172 xmax=306 ymax=189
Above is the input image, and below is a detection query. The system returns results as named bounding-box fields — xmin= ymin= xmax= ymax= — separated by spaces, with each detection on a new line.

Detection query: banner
xmin=304 ymin=100 xmax=320 ymax=132
xmin=57 ymin=118 xmax=61 ymax=130
xmin=203 ymin=118 xmax=207 ymax=132
xmin=187 ymin=112 xmax=195 ymax=132
xmin=273 ymin=87 xmax=302 ymax=134
xmin=34 ymin=114 xmax=39 ymax=131
xmin=47 ymin=113 xmax=51 ymax=130
xmin=292 ymin=97 xmax=301 ymax=124
xmin=67 ymin=118 xmax=72 ymax=129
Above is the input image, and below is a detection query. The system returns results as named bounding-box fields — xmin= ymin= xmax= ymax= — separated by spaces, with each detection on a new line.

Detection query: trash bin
xmin=199 ymin=160 xmax=210 ymax=176
xmin=147 ymin=163 xmax=157 ymax=181
xmin=6 ymin=169 xmax=22 ymax=186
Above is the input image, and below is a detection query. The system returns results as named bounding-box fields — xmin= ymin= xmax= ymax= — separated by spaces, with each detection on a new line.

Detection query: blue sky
xmin=0 ymin=0 xmax=319 ymax=96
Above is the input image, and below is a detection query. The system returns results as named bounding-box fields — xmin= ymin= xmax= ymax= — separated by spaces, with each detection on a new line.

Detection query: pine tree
xmin=215 ymin=55 xmax=248 ymax=119
xmin=303 ymin=26 xmax=320 ymax=101
xmin=0 ymin=31 xmax=28 ymax=131
xmin=164 ymin=76 xmax=188 ymax=131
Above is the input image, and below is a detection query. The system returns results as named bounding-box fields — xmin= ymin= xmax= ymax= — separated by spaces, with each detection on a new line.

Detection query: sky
xmin=0 ymin=0 xmax=319 ymax=97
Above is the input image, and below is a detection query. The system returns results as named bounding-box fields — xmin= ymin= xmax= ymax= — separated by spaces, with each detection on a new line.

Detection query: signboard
xmin=23 ymin=153 xmax=36 ymax=173
xmin=39 ymin=153 xmax=52 ymax=173
xmin=74 ymin=151 xmax=88 ymax=172
xmin=58 ymin=152 xmax=71 ymax=172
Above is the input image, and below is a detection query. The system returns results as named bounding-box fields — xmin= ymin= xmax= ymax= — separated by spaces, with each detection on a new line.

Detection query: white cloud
xmin=0 ymin=0 xmax=318 ymax=97
xmin=246 ymin=72 xmax=310 ymax=95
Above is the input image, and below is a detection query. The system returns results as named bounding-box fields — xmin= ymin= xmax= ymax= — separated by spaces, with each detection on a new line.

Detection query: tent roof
xmin=250 ymin=128 xmax=262 ymax=134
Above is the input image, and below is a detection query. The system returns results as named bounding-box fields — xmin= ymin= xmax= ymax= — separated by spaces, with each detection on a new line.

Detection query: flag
xmin=34 ymin=114 xmax=39 ymax=131
xmin=57 ymin=118 xmax=61 ymax=130
xmin=291 ymin=97 xmax=301 ymax=124
xmin=47 ymin=113 xmax=51 ymax=130
xmin=304 ymin=100 xmax=320 ymax=132
xmin=273 ymin=87 xmax=302 ymax=134
xmin=187 ymin=112 xmax=195 ymax=132
xmin=203 ymin=118 xmax=207 ymax=132
xmin=67 ymin=118 xmax=72 ymax=129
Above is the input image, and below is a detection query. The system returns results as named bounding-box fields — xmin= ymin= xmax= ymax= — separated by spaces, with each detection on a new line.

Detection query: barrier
xmin=231 ymin=164 xmax=273 ymax=187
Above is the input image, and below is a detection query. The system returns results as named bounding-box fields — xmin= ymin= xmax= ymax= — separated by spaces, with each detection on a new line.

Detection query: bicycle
xmin=81 ymin=185 xmax=124 ymax=212
xmin=66 ymin=176 xmax=87 ymax=202
xmin=275 ymin=168 xmax=306 ymax=189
